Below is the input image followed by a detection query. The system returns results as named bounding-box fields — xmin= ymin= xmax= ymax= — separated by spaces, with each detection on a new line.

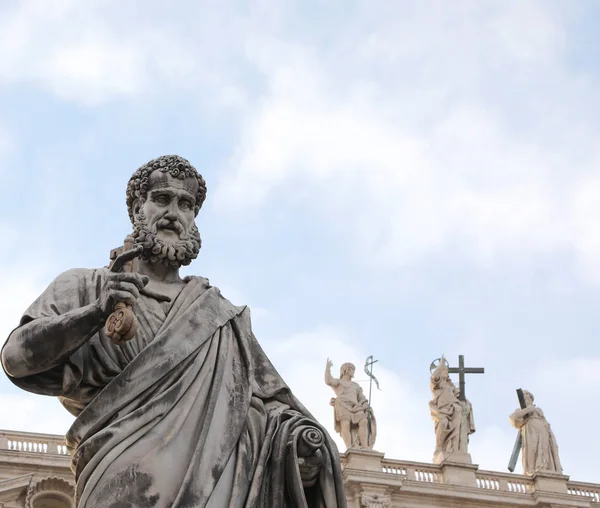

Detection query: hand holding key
xmin=102 ymin=246 xmax=147 ymax=345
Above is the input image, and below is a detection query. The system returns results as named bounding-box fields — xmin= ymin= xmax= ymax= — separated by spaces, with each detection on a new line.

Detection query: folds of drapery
xmin=510 ymin=408 xmax=562 ymax=475
xmin=3 ymin=268 xmax=346 ymax=507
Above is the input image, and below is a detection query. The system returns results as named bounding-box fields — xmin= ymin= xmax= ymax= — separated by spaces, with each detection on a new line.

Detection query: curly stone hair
xmin=126 ymin=155 xmax=207 ymax=223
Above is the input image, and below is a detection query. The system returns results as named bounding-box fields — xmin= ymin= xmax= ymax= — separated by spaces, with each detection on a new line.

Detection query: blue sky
xmin=1 ymin=0 xmax=599 ymax=483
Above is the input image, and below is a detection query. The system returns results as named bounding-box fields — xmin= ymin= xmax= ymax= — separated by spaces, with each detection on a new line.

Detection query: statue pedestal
xmin=433 ymin=450 xmax=472 ymax=466
xmin=437 ymin=452 xmax=478 ymax=487
xmin=343 ymin=449 xmax=398 ymax=507
xmin=532 ymin=471 xmax=569 ymax=494
xmin=344 ymin=448 xmax=385 ymax=472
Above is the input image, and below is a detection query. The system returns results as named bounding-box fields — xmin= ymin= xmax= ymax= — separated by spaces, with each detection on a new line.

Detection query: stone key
xmin=104 ymin=243 xmax=143 ymax=345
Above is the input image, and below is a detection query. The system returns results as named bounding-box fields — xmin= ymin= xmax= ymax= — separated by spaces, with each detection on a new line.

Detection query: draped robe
xmin=456 ymin=398 xmax=475 ymax=453
xmin=3 ymin=268 xmax=346 ymax=508
xmin=429 ymin=372 xmax=461 ymax=457
xmin=510 ymin=406 xmax=562 ymax=476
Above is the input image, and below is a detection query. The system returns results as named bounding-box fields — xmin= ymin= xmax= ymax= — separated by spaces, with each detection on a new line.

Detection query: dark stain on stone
xmin=100 ymin=466 xmax=160 ymax=508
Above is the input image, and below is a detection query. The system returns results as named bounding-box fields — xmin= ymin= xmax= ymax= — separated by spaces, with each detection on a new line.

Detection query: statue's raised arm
xmin=324 ymin=357 xmax=339 ymax=387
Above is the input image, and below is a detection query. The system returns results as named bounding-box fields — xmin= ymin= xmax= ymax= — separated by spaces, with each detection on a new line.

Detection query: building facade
xmin=0 ymin=429 xmax=598 ymax=508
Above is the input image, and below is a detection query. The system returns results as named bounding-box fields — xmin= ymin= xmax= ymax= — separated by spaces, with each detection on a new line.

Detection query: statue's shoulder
xmin=39 ymin=268 xmax=103 ymax=304
xmin=50 ymin=267 xmax=100 ymax=286
xmin=184 ymin=274 xmax=210 ymax=288
xmin=192 ymin=277 xmax=247 ymax=309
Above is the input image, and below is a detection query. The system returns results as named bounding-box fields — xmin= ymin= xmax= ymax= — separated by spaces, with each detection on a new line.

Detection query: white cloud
xmin=0 ymin=0 xmax=243 ymax=105
xmin=533 ymin=357 xmax=600 ymax=400
xmin=569 ymin=172 xmax=600 ymax=280
xmin=0 ymin=240 xmax=52 ymax=343
xmin=0 ymin=124 xmax=15 ymax=163
xmin=0 ymin=0 xmax=139 ymax=104
xmin=214 ymin=1 xmax=600 ymax=280
xmin=523 ymin=357 xmax=600 ymax=482
xmin=488 ymin=1 xmax=566 ymax=62
xmin=0 ymin=392 xmax=74 ymax=435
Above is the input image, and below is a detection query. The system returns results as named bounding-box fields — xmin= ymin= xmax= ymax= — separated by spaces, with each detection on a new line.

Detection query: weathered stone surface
xmin=1 ymin=155 xmax=346 ymax=508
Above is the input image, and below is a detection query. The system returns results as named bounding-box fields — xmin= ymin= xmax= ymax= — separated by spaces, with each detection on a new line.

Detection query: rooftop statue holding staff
xmin=2 ymin=155 xmax=346 ymax=508
xmin=324 ymin=358 xmax=377 ymax=450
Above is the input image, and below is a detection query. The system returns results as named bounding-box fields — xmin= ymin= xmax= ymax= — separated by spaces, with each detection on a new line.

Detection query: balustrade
xmin=568 ymin=482 xmax=600 ymax=504
xmin=0 ymin=430 xmax=69 ymax=456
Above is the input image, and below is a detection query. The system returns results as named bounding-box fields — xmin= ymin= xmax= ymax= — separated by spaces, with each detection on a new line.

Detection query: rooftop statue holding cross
xmin=509 ymin=389 xmax=563 ymax=476
xmin=428 ymin=355 xmax=483 ymax=464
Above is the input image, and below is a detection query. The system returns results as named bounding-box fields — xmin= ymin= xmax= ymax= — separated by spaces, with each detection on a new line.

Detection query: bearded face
xmin=132 ymin=211 xmax=201 ymax=268
xmin=131 ymin=171 xmax=202 ymax=268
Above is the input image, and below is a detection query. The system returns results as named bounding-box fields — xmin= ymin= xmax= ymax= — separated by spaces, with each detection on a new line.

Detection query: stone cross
xmin=447 ymin=354 xmax=484 ymax=402
xmin=508 ymin=388 xmax=527 ymax=472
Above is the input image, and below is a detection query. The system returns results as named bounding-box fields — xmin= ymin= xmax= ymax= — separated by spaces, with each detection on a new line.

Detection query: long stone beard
xmin=132 ymin=212 xmax=201 ymax=268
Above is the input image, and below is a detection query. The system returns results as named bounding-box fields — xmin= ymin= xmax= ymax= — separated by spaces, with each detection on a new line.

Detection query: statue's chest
xmin=339 ymin=381 xmax=358 ymax=398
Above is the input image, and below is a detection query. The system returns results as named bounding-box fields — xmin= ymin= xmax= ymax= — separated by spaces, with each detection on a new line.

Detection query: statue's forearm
xmin=2 ymin=302 xmax=106 ymax=378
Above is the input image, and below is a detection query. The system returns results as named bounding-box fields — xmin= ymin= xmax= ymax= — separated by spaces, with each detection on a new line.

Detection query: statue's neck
xmin=138 ymin=259 xmax=183 ymax=284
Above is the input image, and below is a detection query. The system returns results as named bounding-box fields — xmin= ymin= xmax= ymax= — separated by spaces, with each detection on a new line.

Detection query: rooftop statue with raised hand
xmin=324 ymin=358 xmax=376 ymax=451
xmin=2 ymin=155 xmax=346 ymax=508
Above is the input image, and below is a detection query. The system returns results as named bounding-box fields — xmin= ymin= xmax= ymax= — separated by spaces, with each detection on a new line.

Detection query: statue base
xmin=531 ymin=471 xmax=570 ymax=494
xmin=438 ymin=453 xmax=478 ymax=487
xmin=433 ymin=450 xmax=472 ymax=465
xmin=344 ymin=448 xmax=385 ymax=472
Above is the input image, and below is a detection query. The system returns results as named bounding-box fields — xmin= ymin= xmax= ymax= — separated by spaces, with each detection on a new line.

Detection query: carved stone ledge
xmin=345 ymin=448 xmax=386 ymax=472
